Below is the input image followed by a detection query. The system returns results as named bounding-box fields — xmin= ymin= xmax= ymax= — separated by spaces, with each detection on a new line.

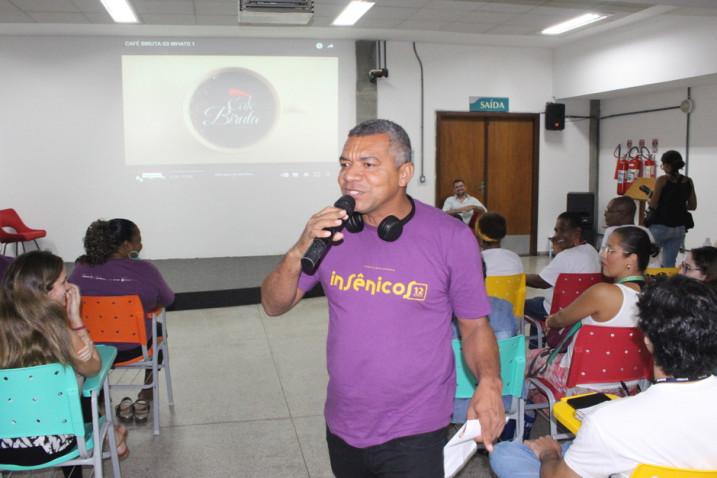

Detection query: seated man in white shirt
xmin=602 ymin=196 xmax=662 ymax=268
xmin=442 ymin=179 xmax=486 ymax=225
xmin=477 ymin=212 xmax=524 ymax=277
xmin=490 ymin=275 xmax=717 ymax=477
xmin=524 ymin=212 xmax=601 ymax=320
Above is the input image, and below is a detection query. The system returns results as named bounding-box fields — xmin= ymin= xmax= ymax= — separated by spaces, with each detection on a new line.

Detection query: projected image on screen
xmin=122 ymin=55 xmax=338 ymax=165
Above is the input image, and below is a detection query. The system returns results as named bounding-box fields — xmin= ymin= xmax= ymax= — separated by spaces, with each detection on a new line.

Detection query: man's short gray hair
xmin=348 ymin=119 xmax=412 ymax=166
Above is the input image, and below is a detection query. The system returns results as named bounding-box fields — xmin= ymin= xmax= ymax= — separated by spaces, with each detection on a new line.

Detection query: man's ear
xmin=398 ymin=162 xmax=414 ymax=187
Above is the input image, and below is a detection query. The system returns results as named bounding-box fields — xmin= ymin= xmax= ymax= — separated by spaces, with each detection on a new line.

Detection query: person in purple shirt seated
xmin=69 ymin=218 xmax=174 ymax=407
xmin=0 ymin=255 xmax=14 ymax=280
xmin=261 ymin=119 xmax=504 ymax=478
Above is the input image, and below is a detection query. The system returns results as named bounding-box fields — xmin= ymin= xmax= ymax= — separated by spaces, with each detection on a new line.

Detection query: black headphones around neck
xmin=344 ymin=196 xmax=416 ymax=242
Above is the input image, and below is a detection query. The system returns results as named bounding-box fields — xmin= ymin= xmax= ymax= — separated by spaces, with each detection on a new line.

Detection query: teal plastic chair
xmin=453 ymin=335 xmax=526 ymax=441
xmin=0 ymin=345 xmax=122 ymax=478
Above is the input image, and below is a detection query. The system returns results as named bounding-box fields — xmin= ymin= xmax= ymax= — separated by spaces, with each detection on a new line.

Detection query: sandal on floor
xmin=115 ymin=397 xmax=134 ymax=423
xmin=133 ymin=399 xmax=150 ymax=424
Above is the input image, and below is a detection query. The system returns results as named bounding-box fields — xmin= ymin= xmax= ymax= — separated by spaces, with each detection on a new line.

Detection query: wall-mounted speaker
xmin=545 ymin=102 xmax=565 ymax=131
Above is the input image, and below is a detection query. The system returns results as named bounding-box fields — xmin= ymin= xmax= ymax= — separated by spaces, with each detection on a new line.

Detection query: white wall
xmin=598 ymin=84 xmax=717 ymax=249
xmin=554 ymin=15 xmax=717 ymax=99
xmin=378 ymin=41 xmax=591 ymax=250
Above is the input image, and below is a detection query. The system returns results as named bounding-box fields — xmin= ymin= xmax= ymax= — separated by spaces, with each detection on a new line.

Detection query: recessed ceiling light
xmin=100 ymin=0 xmax=139 ymax=24
xmin=541 ymin=13 xmax=607 ymax=35
xmin=332 ymin=1 xmax=375 ymax=27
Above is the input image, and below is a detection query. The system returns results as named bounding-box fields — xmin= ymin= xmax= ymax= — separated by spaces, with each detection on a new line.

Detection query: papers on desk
xmin=444 ymin=420 xmax=482 ymax=478
xmin=575 ymin=402 xmax=610 ymax=421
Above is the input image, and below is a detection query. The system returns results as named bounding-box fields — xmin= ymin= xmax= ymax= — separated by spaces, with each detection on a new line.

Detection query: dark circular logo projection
xmin=188 ymin=68 xmax=278 ymax=150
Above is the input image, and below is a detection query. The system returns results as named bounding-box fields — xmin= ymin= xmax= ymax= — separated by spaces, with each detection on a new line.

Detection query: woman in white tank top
xmin=527 ymin=226 xmax=659 ymax=395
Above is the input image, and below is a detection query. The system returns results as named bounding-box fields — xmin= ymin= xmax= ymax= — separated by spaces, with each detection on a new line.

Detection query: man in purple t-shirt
xmin=261 ymin=119 xmax=504 ymax=477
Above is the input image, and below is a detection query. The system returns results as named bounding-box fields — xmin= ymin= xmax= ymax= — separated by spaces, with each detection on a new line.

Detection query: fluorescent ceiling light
xmin=100 ymin=0 xmax=139 ymax=24
xmin=541 ymin=13 xmax=607 ymax=35
xmin=332 ymin=1 xmax=375 ymax=26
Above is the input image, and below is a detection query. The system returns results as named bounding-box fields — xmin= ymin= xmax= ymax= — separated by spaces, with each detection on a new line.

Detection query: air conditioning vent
xmin=238 ymin=0 xmax=314 ymax=25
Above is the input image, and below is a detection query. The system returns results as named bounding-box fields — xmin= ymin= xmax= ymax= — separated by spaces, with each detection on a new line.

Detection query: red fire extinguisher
xmin=614 ymin=144 xmax=628 ymax=195
xmin=625 ymin=146 xmax=641 ymax=192
xmin=641 ymin=146 xmax=656 ymax=178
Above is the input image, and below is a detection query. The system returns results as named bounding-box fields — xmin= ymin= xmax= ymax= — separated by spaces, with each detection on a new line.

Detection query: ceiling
xmin=2 ymin=0 xmax=717 ymax=45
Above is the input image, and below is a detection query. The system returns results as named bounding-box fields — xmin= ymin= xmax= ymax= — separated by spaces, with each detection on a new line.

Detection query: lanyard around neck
xmin=616 ymin=275 xmax=645 ymax=284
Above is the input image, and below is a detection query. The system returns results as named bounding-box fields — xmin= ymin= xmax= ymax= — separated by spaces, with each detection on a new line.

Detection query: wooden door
xmin=436 ymin=112 xmax=539 ymax=255
xmin=436 ymin=117 xmax=486 ymax=210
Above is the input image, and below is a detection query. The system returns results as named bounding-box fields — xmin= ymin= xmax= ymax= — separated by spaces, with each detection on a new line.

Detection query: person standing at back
xmin=647 ymin=150 xmax=697 ymax=267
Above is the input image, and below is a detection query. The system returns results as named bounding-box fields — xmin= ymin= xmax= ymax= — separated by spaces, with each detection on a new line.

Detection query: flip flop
xmin=115 ymin=397 xmax=134 ymax=423
xmin=133 ymin=399 xmax=150 ymax=424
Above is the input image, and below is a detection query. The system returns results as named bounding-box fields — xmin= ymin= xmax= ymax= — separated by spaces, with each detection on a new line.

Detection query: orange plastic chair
xmin=81 ymin=295 xmax=174 ymax=436
xmin=485 ymin=273 xmax=526 ymax=318
xmin=525 ymin=272 xmax=605 ymax=347
xmin=527 ymin=325 xmax=653 ymax=438
xmin=631 ymin=464 xmax=717 ymax=477
xmin=0 ymin=208 xmax=46 ymax=256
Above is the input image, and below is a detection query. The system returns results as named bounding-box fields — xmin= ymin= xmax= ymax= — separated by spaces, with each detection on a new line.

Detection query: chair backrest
xmin=81 ymin=295 xmax=147 ymax=346
xmin=645 ymin=267 xmax=679 ymax=279
xmin=0 ymin=362 xmax=85 ymax=440
xmin=485 ymin=274 xmax=526 ymax=318
xmin=453 ymin=335 xmax=526 ymax=399
xmin=0 ymin=208 xmax=25 ymax=231
xmin=631 ymin=464 xmax=717 ymax=477
xmin=566 ymin=325 xmax=653 ymax=389
xmin=550 ymin=273 xmax=606 ymax=314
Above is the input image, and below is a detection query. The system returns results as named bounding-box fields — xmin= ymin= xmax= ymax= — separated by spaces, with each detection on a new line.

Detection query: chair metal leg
xmin=162 ymin=343 xmax=175 ymax=407
xmin=103 ymin=380 xmax=122 ymax=478
xmin=152 ymin=357 xmax=160 ymax=436
xmin=32 ymin=239 xmax=40 ymax=250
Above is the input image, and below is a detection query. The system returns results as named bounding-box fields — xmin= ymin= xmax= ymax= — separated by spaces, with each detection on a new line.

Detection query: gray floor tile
xmin=293 ymin=415 xmax=334 ymax=478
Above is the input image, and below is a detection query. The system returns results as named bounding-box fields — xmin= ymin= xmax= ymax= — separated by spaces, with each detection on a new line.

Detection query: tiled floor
xmin=11 ymin=256 xmax=550 ymax=478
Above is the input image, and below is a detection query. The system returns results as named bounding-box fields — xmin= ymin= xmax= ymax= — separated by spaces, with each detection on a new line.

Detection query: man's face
xmin=604 ymin=199 xmax=622 ymax=227
xmin=338 ymin=133 xmax=413 ymax=217
xmin=453 ymin=181 xmax=466 ymax=197
xmin=550 ymin=218 xmax=579 ymax=253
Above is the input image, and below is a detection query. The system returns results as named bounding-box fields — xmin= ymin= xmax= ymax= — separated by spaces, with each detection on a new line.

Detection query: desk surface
xmin=553 ymin=393 xmax=619 ymax=434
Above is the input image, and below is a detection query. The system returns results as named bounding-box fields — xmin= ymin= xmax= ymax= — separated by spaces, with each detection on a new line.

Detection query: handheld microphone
xmin=301 ymin=195 xmax=356 ymax=274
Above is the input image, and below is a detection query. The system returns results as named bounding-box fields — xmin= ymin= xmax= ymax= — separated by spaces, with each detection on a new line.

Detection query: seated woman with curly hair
xmin=0 ymin=251 xmax=128 ymax=477
xmin=69 ymin=219 xmax=174 ymax=407
xmin=680 ymin=245 xmax=717 ymax=291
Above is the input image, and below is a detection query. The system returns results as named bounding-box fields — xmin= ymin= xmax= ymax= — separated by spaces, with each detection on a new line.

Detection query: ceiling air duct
xmin=238 ymin=0 xmax=314 ymax=25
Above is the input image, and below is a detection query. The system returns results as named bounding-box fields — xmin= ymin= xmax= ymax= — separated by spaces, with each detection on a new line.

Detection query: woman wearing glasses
xmin=647 ymin=150 xmax=697 ymax=267
xmin=680 ymin=246 xmax=717 ymax=290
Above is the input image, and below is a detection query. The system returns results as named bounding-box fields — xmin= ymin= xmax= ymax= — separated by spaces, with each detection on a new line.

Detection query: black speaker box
xmin=545 ymin=102 xmax=565 ymax=130
xmin=567 ymin=192 xmax=595 ymax=245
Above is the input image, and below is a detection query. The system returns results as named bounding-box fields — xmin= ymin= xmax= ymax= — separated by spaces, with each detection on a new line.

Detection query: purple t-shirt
xmin=298 ymin=199 xmax=491 ymax=448
xmin=0 ymin=255 xmax=14 ymax=281
xmin=69 ymin=258 xmax=175 ymax=314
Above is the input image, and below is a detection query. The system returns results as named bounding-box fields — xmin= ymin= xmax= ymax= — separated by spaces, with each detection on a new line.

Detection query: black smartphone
xmin=566 ymin=393 xmax=612 ymax=410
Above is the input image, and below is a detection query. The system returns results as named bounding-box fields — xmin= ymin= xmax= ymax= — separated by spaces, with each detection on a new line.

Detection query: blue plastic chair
xmin=453 ymin=335 xmax=526 ymax=441
xmin=0 ymin=345 xmax=121 ymax=478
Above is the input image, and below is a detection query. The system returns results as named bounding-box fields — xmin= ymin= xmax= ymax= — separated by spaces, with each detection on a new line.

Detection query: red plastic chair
xmin=525 ymin=272 xmax=605 ymax=347
xmin=0 ymin=208 xmax=46 ymax=256
xmin=528 ymin=325 xmax=653 ymax=438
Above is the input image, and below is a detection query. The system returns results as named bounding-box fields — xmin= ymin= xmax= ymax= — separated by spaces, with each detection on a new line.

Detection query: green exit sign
xmin=469 ymin=97 xmax=509 ymax=112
